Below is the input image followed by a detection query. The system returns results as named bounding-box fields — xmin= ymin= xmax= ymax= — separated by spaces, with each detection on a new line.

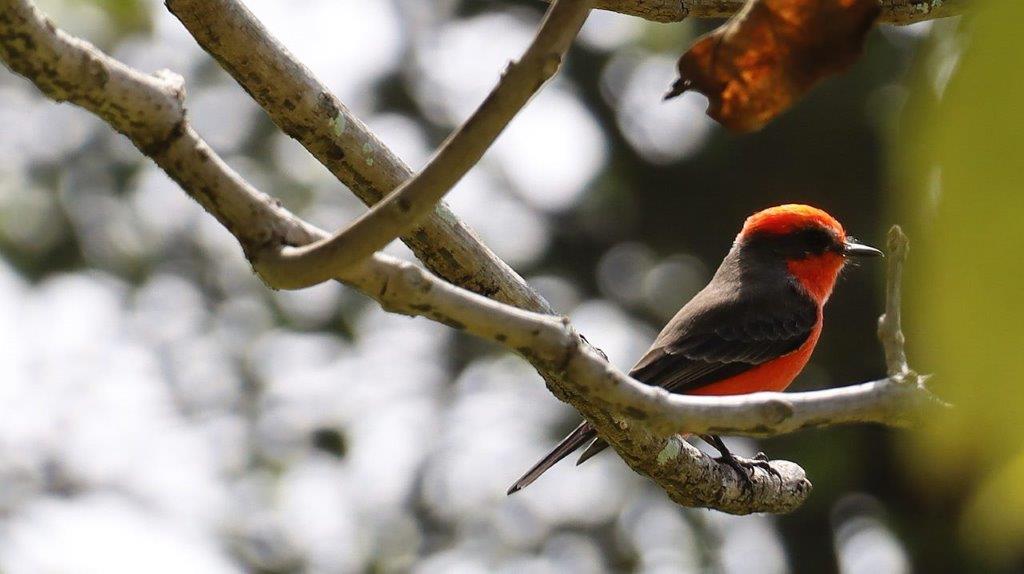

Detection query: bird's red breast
xmin=788 ymin=253 xmax=844 ymax=304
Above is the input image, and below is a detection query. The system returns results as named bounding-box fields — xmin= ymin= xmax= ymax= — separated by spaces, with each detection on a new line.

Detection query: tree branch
xmin=0 ymin=0 xmax=944 ymax=515
xmin=561 ymin=0 xmax=968 ymax=24
xmin=165 ymin=0 xmax=554 ymax=313
xmin=879 ymin=225 xmax=912 ymax=379
xmin=341 ymin=226 xmax=946 ymax=514
xmin=0 ymin=0 xmax=319 ymax=256
xmin=248 ymin=0 xmax=591 ymax=290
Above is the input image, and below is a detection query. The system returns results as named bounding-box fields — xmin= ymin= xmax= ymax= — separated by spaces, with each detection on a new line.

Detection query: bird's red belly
xmin=686 ymin=321 xmax=823 ymax=396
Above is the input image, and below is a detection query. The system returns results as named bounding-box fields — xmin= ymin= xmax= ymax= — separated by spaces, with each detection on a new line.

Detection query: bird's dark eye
xmin=742 ymin=226 xmax=841 ymax=259
xmin=794 ymin=227 xmax=839 ymax=256
xmin=794 ymin=227 xmax=843 ymax=255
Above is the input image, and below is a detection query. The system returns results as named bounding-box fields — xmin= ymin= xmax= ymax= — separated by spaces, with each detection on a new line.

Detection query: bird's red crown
xmin=740 ymin=204 xmax=845 ymax=239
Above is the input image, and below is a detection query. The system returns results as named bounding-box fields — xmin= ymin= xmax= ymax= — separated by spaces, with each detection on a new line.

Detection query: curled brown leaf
xmin=668 ymin=0 xmax=881 ymax=132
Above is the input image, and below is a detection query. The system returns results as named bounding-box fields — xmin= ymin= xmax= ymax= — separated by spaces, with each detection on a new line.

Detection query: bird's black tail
xmin=507 ymin=421 xmax=596 ymax=494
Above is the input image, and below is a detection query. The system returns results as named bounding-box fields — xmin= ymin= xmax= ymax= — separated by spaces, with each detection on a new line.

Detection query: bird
xmin=507 ymin=204 xmax=882 ymax=495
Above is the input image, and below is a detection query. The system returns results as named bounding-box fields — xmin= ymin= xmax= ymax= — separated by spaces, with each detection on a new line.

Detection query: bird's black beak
xmin=843 ymin=238 xmax=884 ymax=258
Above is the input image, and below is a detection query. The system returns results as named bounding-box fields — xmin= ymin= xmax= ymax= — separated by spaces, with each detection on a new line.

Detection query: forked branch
xmin=0 ymin=0 xmax=945 ymax=515
xmin=249 ymin=0 xmax=594 ymax=290
xmin=165 ymin=0 xmax=554 ymax=313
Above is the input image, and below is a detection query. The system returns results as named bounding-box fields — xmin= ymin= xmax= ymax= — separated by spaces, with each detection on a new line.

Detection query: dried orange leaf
xmin=667 ymin=0 xmax=880 ymax=132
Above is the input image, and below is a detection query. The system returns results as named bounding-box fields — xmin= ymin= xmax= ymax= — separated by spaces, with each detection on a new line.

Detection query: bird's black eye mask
xmin=743 ymin=226 xmax=843 ymax=260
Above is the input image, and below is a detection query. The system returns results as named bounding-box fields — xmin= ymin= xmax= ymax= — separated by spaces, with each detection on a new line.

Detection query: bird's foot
xmin=753 ymin=452 xmax=783 ymax=481
xmin=701 ymin=435 xmax=782 ymax=489
xmin=715 ymin=451 xmax=782 ymax=488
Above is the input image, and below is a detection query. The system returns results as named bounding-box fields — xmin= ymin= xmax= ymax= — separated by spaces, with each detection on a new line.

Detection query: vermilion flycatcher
xmin=508 ymin=204 xmax=882 ymax=494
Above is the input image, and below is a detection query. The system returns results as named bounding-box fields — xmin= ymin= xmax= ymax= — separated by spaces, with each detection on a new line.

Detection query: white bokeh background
xmin=0 ymin=1 xmax=919 ymax=572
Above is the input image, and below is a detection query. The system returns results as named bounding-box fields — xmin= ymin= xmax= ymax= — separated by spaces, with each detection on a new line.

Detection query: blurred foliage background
xmin=0 ymin=0 xmax=1018 ymax=572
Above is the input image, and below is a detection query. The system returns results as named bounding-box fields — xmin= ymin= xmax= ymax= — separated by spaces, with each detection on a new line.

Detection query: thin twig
xmin=878 ymin=225 xmax=912 ymax=379
xmin=249 ymin=0 xmax=594 ymax=290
